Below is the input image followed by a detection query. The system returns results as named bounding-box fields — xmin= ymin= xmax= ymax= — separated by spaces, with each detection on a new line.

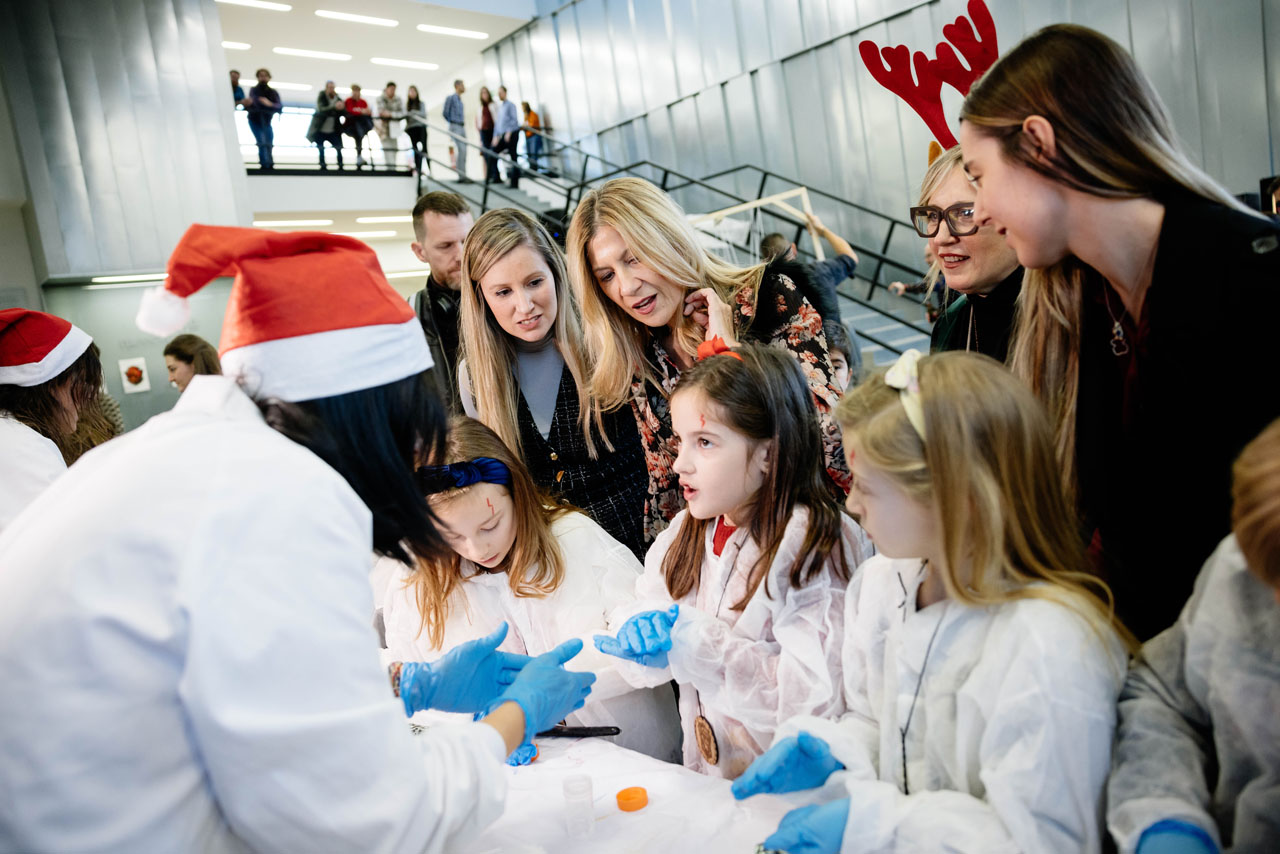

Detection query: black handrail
xmin=417 ymin=120 xmax=572 ymax=204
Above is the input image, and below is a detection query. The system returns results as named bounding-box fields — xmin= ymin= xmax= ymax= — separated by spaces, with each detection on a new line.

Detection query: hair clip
xmin=694 ymin=335 xmax=744 ymax=362
xmin=885 ymin=349 xmax=927 ymax=441
xmin=416 ymin=457 xmax=511 ymax=493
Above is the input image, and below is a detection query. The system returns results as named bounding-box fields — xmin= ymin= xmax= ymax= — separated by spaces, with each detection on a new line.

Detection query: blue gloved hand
xmin=506 ymin=741 xmax=538 ymax=766
xmin=486 ymin=637 xmax=596 ymax=743
xmin=761 ymin=799 xmax=850 ymax=854
xmin=593 ymin=605 xmax=679 ymax=668
xmin=731 ymin=732 xmax=844 ymax=799
xmin=1135 ymin=820 xmax=1219 ymax=854
xmin=399 ymin=623 xmax=530 ymax=715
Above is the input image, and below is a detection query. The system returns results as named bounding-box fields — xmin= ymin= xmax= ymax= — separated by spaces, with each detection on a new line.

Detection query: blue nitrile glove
xmin=1135 ymin=820 xmax=1219 ymax=854
xmin=592 ymin=605 xmax=680 ymax=668
xmin=761 ymin=799 xmax=850 ymax=854
xmin=399 ymin=623 xmax=530 ymax=715
xmin=731 ymin=732 xmax=844 ymax=799
xmin=485 ymin=637 xmax=596 ymax=743
xmin=506 ymin=741 xmax=538 ymax=766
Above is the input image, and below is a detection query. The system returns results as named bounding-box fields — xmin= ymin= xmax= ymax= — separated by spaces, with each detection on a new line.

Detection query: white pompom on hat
xmin=138 ymin=224 xmax=433 ymax=402
xmin=0 ymin=308 xmax=93 ymax=387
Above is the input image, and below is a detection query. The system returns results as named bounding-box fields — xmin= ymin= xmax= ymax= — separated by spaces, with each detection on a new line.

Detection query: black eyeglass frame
xmin=908 ymin=202 xmax=980 ymax=238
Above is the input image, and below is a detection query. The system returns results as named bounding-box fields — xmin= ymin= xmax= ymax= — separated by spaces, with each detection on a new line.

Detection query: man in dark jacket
xmin=409 ymin=192 xmax=473 ymax=414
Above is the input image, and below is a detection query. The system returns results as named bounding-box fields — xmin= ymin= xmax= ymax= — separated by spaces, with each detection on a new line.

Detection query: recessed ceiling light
xmin=315 ymin=10 xmax=397 ymax=27
xmin=384 ymin=270 xmax=431 ymax=279
xmin=416 ymin=23 xmax=487 ymax=39
xmin=268 ymin=82 xmax=314 ymax=91
xmin=253 ymin=219 xmax=334 ymax=226
xmin=371 ymin=57 xmax=439 ymax=70
xmin=215 ymin=0 xmax=292 ymax=11
xmin=90 ymin=273 xmax=168 ymax=283
xmin=332 ymin=230 xmax=398 ymax=239
xmin=355 ymin=215 xmax=412 ymax=224
xmin=222 ymin=41 xmax=252 ymax=50
xmin=84 ymin=281 xmax=164 ymax=290
xmin=273 ymin=46 xmax=351 ymax=61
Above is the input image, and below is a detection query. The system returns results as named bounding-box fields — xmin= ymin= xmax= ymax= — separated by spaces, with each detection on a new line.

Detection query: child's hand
xmin=732 ymin=732 xmax=843 ymax=799
xmin=685 ymin=288 xmax=738 ymax=347
xmin=593 ymin=605 xmax=679 ymax=668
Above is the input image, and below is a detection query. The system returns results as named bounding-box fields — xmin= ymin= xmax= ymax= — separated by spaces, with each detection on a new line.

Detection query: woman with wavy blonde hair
xmin=566 ymin=176 xmax=848 ymax=544
xmin=458 ymin=208 xmax=647 ymax=557
xmin=958 ymin=24 xmax=1280 ymax=641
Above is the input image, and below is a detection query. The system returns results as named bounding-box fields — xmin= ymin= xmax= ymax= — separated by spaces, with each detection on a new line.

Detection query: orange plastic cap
xmin=616 ymin=786 xmax=648 ymax=811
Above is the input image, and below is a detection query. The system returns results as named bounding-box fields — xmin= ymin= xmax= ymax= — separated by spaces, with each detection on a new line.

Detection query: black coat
xmin=412 ymin=278 xmax=462 ymax=415
xmin=1076 ymin=194 xmax=1280 ymax=640
xmin=929 ymin=267 xmax=1023 ymax=362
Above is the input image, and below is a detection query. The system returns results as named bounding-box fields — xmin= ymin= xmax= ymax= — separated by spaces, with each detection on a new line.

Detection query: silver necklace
xmin=1101 ymin=285 xmax=1130 ymax=357
xmin=898 ymin=563 xmax=948 ymax=795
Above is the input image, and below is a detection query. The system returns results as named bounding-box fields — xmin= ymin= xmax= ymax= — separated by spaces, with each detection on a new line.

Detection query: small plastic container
xmin=563 ymin=774 xmax=594 ymax=838
xmin=615 ymin=786 xmax=648 ymax=812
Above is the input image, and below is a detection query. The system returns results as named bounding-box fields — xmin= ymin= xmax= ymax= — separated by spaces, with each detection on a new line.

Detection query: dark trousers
xmin=248 ymin=114 xmax=274 ymax=169
xmin=492 ymin=132 xmax=521 ymax=186
xmin=479 ymin=128 xmax=496 ymax=181
xmin=316 ymin=131 xmax=343 ymax=168
xmin=406 ymin=126 xmax=427 ymax=174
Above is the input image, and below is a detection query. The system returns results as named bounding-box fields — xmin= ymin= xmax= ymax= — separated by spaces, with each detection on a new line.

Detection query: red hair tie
xmin=695 ymin=336 xmax=743 ymax=362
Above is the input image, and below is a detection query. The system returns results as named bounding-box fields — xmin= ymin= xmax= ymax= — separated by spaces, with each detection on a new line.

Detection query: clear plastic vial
xmin=562 ymin=774 xmax=594 ymax=838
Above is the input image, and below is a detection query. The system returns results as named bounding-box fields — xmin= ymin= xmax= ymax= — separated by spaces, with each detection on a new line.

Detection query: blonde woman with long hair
xmin=458 ymin=208 xmax=647 ymax=558
xmin=566 ymin=177 xmax=849 ymax=545
xmin=377 ymin=417 xmax=681 ymax=762
xmin=958 ymin=24 xmax=1280 ymax=641
xmin=734 ymin=350 xmax=1138 ymax=854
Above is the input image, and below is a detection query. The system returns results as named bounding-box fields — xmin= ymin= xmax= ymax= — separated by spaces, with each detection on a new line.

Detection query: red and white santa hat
xmin=0 ymin=308 xmax=93 ymax=387
xmin=137 ymin=225 xmax=432 ymax=402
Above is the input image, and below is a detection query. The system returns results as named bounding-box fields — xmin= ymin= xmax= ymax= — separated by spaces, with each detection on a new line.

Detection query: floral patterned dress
xmin=628 ymin=269 xmax=851 ymax=545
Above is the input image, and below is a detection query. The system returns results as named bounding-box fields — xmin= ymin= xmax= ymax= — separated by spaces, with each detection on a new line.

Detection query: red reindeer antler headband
xmin=858 ymin=0 xmax=999 ymax=148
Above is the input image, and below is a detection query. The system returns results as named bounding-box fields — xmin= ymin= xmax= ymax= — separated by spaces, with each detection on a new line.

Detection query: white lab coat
xmin=776 ymin=554 xmax=1127 ymax=854
xmin=1107 ymin=534 xmax=1280 ymax=853
xmin=610 ymin=507 xmax=866 ymax=779
xmin=0 ymin=413 xmax=65 ymax=535
xmin=379 ymin=511 xmax=682 ymax=761
xmin=0 ymin=376 xmax=507 ymax=853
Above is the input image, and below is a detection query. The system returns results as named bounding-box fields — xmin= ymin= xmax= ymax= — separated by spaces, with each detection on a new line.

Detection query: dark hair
xmin=255 ymin=68 xmax=270 ymax=78
xmin=661 ymin=343 xmax=851 ymax=609
xmin=230 ymin=69 xmax=240 ymax=75
xmin=479 ymin=87 xmax=492 ymax=104
xmin=1267 ymin=176 xmax=1280 ymax=198
xmin=412 ymin=191 xmax=472 ymax=242
xmin=520 ymin=101 xmax=530 ymax=112
xmin=760 ymin=232 xmax=789 ymax=261
xmin=385 ymin=81 xmax=396 ymax=89
xmin=256 ymin=371 xmax=448 ymax=565
xmin=822 ymin=320 xmax=851 ymax=358
xmin=0 ymin=343 xmax=102 ymax=444
xmin=163 ymin=334 xmax=222 ymax=376
xmin=406 ymin=87 xmax=422 ymax=111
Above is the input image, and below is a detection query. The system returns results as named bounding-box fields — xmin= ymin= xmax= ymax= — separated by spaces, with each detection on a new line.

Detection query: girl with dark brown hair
xmin=163 ymin=333 xmax=221 ymax=393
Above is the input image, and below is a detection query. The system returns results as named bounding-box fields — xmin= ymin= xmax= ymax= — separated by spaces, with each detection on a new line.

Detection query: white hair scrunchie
xmin=884 ymin=348 xmax=926 ymax=441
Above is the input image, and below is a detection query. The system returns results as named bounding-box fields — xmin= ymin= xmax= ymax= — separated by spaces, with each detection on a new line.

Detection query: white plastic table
xmin=459 ymin=737 xmax=798 ymax=854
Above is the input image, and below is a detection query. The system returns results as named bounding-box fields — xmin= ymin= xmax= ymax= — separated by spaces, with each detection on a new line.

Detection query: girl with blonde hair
xmin=376 ymin=416 xmax=680 ymax=762
xmin=458 ymin=208 xmax=647 ymax=557
xmin=566 ymin=176 xmax=849 ymax=545
xmin=958 ymin=24 xmax=1280 ymax=640
xmin=734 ymin=349 xmax=1137 ymax=854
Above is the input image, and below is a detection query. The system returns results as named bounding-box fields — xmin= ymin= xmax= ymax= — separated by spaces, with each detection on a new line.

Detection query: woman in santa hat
xmin=0 ymin=227 xmax=593 ymax=853
xmin=0 ymin=308 xmax=102 ymax=533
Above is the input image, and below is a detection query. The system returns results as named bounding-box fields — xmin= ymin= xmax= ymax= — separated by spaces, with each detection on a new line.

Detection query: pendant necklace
xmin=1101 ymin=285 xmax=1130 ymax=357
xmin=899 ymin=561 xmax=948 ymax=795
xmin=693 ymin=522 xmax=745 ymax=766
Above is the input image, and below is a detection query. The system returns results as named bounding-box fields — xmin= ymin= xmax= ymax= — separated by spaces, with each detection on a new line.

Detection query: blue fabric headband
xmin=416 ymin=457 xmax=512 ymax=494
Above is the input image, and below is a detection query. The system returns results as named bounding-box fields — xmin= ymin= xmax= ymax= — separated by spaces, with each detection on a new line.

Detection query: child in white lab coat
xmin=732 ymin=350 xmax=1139 ymax=854
xmin=595 ymin=341 xmax=868 ymax=779
xmin=379 ymin=416 xmax=680 ymax=762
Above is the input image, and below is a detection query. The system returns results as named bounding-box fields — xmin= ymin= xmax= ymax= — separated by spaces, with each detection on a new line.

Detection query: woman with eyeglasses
xmin=909 ymin=145 xmax=1022 ymax=362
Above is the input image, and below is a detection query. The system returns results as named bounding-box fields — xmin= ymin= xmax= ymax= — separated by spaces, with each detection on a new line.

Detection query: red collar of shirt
xmin=712 ymin=516 xmax=738 ymax=557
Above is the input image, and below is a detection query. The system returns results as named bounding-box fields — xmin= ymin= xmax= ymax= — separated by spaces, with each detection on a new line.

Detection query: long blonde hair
xmin=960 ymin=24 xmax=1259 ymax=492
xmin=565 ymin=176 xmax=768 ymax=411
xmin=459 ymin=208 xmax=608 ymax=458
xmin=836 ymin=351 xmax=1138 ymax=653
xmin=410 ymin=416 xmax=574 ymax=648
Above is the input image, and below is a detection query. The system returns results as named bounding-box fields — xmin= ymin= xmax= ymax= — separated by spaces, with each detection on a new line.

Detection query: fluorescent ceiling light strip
xmin=90 ymin=273 xmax=168 ymax=283
xmin=355 ymin=215 xmax=412 ymax=224
xmin=85 ymin=281 xmax=163 ymax=290
xmin=315 ymin=10 xmax=397 ymax=27
xmin=222 ymin=41 xmax=251 ymax=50
xmin=332 ymin=230 xmax=397 ymax=238
xmin=269 ymin=82 xmax=313 ymax=91
xmin=371 ymin=57 xmax=438 ymax=70
xmin=273 ymin=46 xmax=351 ymax=61
xmin=384 ymin=270 xmax=430 ymax=279
xmin=215 ymin=0 xmax=292 ymax=11
xmin=253 ymin=219 xmax=334 ymax=226
xmin=416 ymin=23 xmax=487 ymax=39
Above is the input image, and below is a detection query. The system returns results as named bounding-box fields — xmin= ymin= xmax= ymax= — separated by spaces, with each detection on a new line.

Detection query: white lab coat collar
xmin=175 ymin=375 xmax=266 ymax=423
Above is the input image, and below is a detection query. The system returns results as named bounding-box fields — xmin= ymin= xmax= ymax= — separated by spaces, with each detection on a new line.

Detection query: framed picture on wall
xmin=118 ymin=357 xmax=152 ymax=394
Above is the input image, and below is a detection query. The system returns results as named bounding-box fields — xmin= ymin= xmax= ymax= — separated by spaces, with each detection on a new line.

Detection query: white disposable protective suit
xmin=379 ymin=511 xmax=681 ymax=761
xmin=0 ymin=413 xmax=66 ymax=534
xmin=777 ymin=554 xmax=1127 ymax=853
xmin=610 ymin=507 xmax=867 ymax=779
xmin=1108 ymin=535 xmax=1280 ymax=853
xmin=0 ymin=376 xmax=508 ymax=853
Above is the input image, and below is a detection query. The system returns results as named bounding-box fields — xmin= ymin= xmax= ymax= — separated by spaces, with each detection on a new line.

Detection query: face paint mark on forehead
xmin=485 ymin=497 xmax=495 ymax=515
xmin=699 ymin=413 xmax=706 ymax=429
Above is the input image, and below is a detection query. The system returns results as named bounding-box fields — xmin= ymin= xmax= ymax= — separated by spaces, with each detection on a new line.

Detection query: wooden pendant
xmin=694 ymin=715 xmax=719 ymax=765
